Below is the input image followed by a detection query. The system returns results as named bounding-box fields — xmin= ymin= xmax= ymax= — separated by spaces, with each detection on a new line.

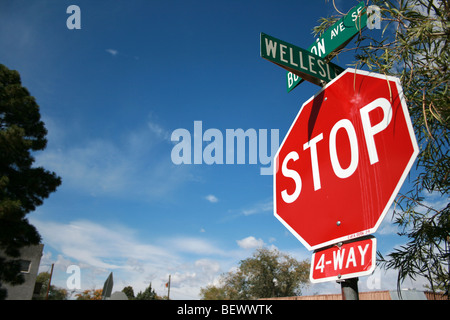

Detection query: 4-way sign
xmin=273 ymin=69 xmax=419 ymax=251
xmin=310 ymin=236 xmax=376 ymax=283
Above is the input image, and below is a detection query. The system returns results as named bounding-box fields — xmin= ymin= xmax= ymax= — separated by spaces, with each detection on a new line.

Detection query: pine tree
xmin=135 ymin=283 xmax=161 ymax=300
xmin=0 ymin=64 xmax=61 ymax=299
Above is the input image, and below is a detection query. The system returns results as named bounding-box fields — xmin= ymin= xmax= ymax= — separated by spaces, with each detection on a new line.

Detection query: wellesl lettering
xmin=281 ymin=98 xmax=392 ymax=204
xmin=263 ymin=37 xmax=340 ymax=82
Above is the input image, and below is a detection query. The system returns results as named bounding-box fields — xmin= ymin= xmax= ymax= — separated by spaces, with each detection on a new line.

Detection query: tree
xmin=0 ymin=64 xmax=61 ymax=298
xmin=75 ymin=289 xmax=103 ymax=300
xmin=135 ymin=283 xmax=162 ymax=300
xmin=200 ymin=248 xmax=310 ymax=300
xmin=33 ymin=272 xmax=68 ymax=300
xmin=122 ymin=285 xmax=135 ymax=300
xmin=313 ymin=0 xmax=449 ymax=295
xmin=200 ymin=285 xmax=229 ymax=300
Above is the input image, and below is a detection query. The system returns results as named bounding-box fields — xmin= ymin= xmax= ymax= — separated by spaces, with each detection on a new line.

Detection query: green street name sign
xmin=287 ymin=1 xmax=367 ymax=92
xmin=261 ymin=32 xmax=344 ymax=87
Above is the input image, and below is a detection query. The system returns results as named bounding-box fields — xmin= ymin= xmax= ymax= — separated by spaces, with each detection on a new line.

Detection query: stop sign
xmin=274 ymin=68 xmax=419 ymax=251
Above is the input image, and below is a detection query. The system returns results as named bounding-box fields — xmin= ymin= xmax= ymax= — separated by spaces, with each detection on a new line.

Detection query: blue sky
xmin=1 ymin=0 xmax=439 ymax=299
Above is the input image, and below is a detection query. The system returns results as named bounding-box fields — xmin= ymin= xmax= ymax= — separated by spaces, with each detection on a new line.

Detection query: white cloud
xmin=167 ymin=237 xmax=225 ymax=256
xmin=31 ymin=219 xmax=174 ymax=270
xmin=195 ymin=259 xmax=221 ymax=274
xmin=164 ymin=259 xmax=223 ymax=299
xmin=205 ymin=194 xmax=219 ymax=203
xmin=106 ymin=49 xmax=118 ymax=56
xmin=30 ymin=217 xmax=229 ymax=299
xmin=241 ymin=198 xmax=272 ymax=216
xmin=34 ymin=115 xmax=195 ymax=200
xmin=105 ymin=48 xmax=139 ymax=60
xmin=148 ymin=121 xmax=171 ymax=141
xmin=377 ymin=209 xmax=398 ymax=235
xmin=236 ymin=236 xmax=265 ymax=249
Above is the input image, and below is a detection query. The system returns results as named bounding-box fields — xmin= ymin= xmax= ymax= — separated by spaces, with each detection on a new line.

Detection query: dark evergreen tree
xmin=0 ymin=64 xmax=61 ymax=298
xmin=122 ymin=285 xmax=135 ymax=300
xmin=135 ymin=283 xmax=160 ymax=300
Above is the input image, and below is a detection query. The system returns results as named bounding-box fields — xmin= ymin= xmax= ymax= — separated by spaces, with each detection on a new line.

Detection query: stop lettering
xmin=281 ymin=97 xmax=392 ymax=203
xmin=274 ymin=69 xmax=419 ymax=250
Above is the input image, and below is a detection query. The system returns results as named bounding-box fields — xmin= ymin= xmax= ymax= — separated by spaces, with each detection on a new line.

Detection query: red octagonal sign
xmin=274 ymin=69 xmax=419 ymax=251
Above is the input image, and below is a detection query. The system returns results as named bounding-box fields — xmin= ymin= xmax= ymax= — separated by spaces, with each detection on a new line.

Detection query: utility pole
xmin=45 ymin=263 xmax=54 ymax=300
xmin=167 ymin=274 xmax=171 ymax=300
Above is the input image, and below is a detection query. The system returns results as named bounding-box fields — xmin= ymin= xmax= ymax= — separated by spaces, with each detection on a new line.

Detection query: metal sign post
xmin=339 ymin=277 xmax=359 ymax=300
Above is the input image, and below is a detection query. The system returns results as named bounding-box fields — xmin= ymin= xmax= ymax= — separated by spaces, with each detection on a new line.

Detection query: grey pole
xmin=339 ymin=277 xmax=359 ymax=300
